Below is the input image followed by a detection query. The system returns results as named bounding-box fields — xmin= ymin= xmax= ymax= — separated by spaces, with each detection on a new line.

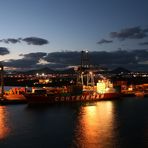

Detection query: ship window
xmin=34 ymin=89 xmax=47 ymax=94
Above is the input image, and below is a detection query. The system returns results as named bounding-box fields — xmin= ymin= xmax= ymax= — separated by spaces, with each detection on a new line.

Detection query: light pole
xmin=0 ymin=63 xmax=4 ymax=99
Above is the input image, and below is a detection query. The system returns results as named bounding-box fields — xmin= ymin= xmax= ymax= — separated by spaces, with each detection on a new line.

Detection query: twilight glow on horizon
xmin=0 ymin=0 xmax=148 ymax=71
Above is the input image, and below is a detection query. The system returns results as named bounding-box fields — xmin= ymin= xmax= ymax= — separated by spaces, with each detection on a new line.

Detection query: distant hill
xmin=8 ymin=67 xmax=76 ymax=75
xmin=55 ymin=68 xmax=76 ymax=74
xmin=24 ymin=67 xmax=55 ymax=75
xmin=5 ymin=66 xmax=131 ymax=75
xmin=111 ymin=67 xmax=130 ymax=74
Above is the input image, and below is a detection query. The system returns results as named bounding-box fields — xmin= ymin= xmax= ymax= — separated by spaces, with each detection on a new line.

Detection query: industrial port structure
xmin=0 ymin=63 xmax=4 ymax=98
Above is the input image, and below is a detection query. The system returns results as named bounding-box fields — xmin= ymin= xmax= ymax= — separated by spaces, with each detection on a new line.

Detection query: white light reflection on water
xmin=0 ymin=106 xmax=10 ymax=140
xmin=72 ymin=101 xmax=117 ymax=148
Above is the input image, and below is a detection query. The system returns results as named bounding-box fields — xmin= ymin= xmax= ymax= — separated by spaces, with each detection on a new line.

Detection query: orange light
xmin=73 ymin=102 xmax=114 ymax=147
xmin=0 ymin=106 xmax=10 ymax=139
xmin=97 ymin=81 xmax=106 ymax=93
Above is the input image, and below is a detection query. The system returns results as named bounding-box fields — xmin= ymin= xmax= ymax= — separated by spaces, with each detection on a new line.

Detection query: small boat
xmin=0 ymin=87 xmax=27 ymax=104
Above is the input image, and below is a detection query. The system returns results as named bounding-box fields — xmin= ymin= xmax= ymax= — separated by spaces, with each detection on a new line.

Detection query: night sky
xmin=0 ymin=0 xmax=148 ymax=71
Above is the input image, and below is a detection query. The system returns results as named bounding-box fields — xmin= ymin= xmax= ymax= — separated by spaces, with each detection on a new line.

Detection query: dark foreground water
xmin=0 ymin=97 xmax=148 ymax=148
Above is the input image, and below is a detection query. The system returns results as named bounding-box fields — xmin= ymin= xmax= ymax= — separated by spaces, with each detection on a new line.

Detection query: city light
xmin=97 ymin=81 xmax=106 ymax=93
xmin=0 ymin=107 xmax=10 ymax=139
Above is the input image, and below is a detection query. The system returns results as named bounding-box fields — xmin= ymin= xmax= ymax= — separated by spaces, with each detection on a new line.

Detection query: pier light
xmin=128 ymin=85 xmax=133 ymax=91
xmin=41 ymin=73 xmax=45 ymax=76
xmin=97 ymin=81 xmax=106 ymax=94
xmin=74 ymin=66 xmax=78 ymax=71
xmin=89 ymin=71 xmax=93 ymax=75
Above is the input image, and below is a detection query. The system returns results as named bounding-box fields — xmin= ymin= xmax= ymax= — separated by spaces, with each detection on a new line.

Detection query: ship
xmin=25 ymin=51 xmax=120 ymax=105
xmin=25 ymin=79 xmax=120 ymax=105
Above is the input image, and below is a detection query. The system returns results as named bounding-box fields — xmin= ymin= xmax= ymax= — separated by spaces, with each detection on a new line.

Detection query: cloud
xmin=3 ymin=51 xmax=80 ymax=69
xmin=4 ymin=59 xmax=37 ymax=68
xmin=19 ymin=52 xmax=47 ymax=60
xmin=143 ymin=28 xmax=148 ymax=33
xmin=139 ymin=41 xmax=148 ymax=45
xmin=0 ymin=38 xmax=21 ymax=44
xmin=110 ymin=26 xmax=148 ymax=40
xmin=0 ymin=37 xmax=49 ymax=45
xmin=97 ymin=39 xmax=113 ymax=45
xmin=4 ymin=52 xmax=47 ymax=68
xmin=22 ymin=37 xmax=49 ymax=45
xmin=44 ymin=50 xmax=148 ymax=71
xmin=2 ymin=38 xmax=20 ymax=44
xmin=0 ymin=47 xmax=10 ymax=55
xmin=43 ymin=50 xmax=142 ymax=66
xmin=3 ymin=50 xmax=148 ymax=71
xmin=44 ymin=51 xmax=81 ymax=65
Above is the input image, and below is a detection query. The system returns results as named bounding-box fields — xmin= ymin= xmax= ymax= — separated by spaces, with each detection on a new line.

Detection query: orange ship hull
xmin=25 ymin=92 xmax=120 ymax=105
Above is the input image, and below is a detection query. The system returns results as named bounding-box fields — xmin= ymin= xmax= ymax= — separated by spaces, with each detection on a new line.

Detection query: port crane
xmin=77 ymin=50 xmax=95 ymax=86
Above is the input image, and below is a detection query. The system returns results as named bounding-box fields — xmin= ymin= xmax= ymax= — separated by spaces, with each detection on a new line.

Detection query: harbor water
xmin=0 ymin=97 xmax=148 ymax=148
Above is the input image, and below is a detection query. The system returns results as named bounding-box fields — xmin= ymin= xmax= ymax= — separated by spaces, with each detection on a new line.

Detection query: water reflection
xmin=0 ymin=106 xmax=10 ymax=140
xmin=72 ymin=101 xmax=115 ymax=148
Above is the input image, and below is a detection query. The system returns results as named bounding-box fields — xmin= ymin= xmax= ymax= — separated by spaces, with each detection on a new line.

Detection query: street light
xmin=0 ymin=63 xmax=4 ymax=99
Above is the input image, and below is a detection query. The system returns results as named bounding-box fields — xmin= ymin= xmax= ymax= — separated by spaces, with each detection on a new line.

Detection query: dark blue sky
xmin=0 ymin=0 xmax=148 ymax=71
